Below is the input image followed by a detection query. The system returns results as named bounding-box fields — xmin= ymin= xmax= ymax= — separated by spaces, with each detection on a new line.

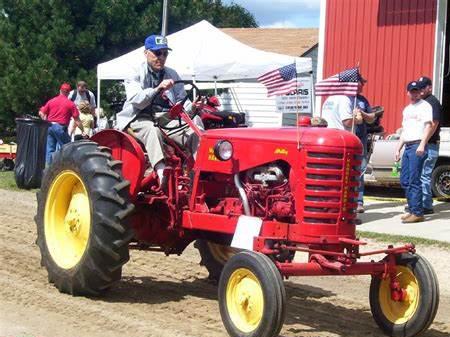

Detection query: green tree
xmin=0 ymin=0 xmax=257 ymax=133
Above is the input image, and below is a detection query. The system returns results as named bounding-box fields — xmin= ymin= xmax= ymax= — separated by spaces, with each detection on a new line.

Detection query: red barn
xmin=317 ymin=0 xmax=449 ymax=134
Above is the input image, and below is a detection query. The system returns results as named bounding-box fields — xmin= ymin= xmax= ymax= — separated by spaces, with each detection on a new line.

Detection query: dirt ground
xmin=0 ymin=188 xmax=449 ymax=337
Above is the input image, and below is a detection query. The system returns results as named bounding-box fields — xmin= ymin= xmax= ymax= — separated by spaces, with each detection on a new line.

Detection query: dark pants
xmin=400 ymin=143 xmax=428 ymax=216
xmin=46 ymin=123 xmax=70 ymax=165
xmin=421 ymin=143 xmax=439 ymax=209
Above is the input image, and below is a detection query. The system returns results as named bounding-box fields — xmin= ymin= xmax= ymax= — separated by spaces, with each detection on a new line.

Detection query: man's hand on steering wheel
xmin=157 ymin=79 xmax=174 ymax=91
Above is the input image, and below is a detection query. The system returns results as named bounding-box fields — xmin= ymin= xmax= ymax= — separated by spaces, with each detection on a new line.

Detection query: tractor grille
xmin=302 ymin=150 xmax=361 ymax=225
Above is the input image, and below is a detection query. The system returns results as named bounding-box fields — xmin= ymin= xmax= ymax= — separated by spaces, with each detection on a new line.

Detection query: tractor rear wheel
xmin=369 ymin=253 xmax=439 ymax=337
xmin=218 ymin=251 xmax=286 ymax=337
xmin=194 ymin=239 xmax=239 ymax=282
xmin=35 ymin=141 xmax=135 ymax=295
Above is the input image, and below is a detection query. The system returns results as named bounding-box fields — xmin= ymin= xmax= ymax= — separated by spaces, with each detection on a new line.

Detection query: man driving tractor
xmin=116 ymin=34 xmax=203 ymax=184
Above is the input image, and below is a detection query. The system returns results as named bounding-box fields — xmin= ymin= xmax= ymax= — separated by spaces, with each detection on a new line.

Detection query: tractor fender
xmin=91 ymin=129 xmax=145 ymax=200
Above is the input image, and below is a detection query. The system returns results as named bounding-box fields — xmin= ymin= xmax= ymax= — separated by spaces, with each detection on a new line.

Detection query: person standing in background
xmin=417 ymin=76 xmax=442 ymax=214
xmin=395 ymin=81 xmax=434 ymax=223
xmin=39 ymin=83 xmax=84 ymax=165
xmin=69 ymin=80 xmax=97 ymax=127
xmin=73 ymin=100 xmax=94 ymax=140
xmin=321 ymin=75 xmax=378 ymax=213
xmin=95 ymin=108 xmax=109 ymax=133
xmin=69 ymin=81 xmax=97 ymax=113
xmin=350 ymin=77 xmax=379 ymax=213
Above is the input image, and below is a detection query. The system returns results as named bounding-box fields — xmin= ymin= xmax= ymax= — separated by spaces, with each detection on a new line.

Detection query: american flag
xmin=258 ymin=63 xmax=297 ymax=97
xmin=315 ymin=67 xmax=360 ymax=96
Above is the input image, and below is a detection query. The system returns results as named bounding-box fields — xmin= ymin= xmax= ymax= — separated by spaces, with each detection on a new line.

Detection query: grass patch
xmin=0 ymin=171 xmax=38 ymax=192
xmin=357 ymin=230 xmax=450 ymax=250
xmin=0 ymin=171 xmax=20 ymax=191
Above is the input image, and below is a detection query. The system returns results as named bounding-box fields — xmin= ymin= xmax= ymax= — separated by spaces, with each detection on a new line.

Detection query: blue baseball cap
xmin=407 ymin=81 xmax=420 ymax=92
xmin=144 ymin=34 xmax=172 ymax=51
xmin=417 ymin=76 xmax=432 ymax=89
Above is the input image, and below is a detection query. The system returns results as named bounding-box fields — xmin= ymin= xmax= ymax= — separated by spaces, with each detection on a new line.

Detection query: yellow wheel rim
xmin=208 ymin=242 xmax=237 ymax=265
xmin=44 ymin=170 xmax=91 ymax=269
xmin=379 ymin=266 xmax=420 ymax=324
xmin=226 ymin=268 xmax=264 ymax=333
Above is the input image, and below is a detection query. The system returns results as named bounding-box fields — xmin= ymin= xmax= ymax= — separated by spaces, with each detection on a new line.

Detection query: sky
xmin=223 ymin=0 xmax=321 ymax=28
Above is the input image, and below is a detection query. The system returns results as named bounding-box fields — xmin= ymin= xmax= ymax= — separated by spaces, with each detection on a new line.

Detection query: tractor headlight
xmin=214 ymin=140 xmax=233 ymax=161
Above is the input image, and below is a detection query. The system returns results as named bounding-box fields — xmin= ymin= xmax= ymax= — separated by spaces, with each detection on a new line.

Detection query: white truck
xmin=365 ymin=127 xmax=450 ymax=198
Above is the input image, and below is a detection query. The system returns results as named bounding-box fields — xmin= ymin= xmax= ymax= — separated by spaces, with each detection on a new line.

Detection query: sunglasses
xmin=153 ymin=50 xmax=169 ymax=57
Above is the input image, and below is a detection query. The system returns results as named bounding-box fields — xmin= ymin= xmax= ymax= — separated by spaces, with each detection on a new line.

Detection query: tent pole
xmin=161 ymin=0 xmax=169 ymax=36
xmin=192 ymin=75 xmax=196 ymax=98
xmin=310 ymin=71 xmax=315 ymax=116
xmin=97 ymin=77 xmax=101 ymax=121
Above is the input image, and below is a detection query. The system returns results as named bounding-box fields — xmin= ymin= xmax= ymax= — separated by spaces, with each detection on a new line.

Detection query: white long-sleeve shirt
xmin=116 ymin=62 xmax=186 ymax=130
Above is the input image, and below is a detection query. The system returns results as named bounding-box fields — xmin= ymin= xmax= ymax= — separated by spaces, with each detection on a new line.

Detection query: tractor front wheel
xmin=195 ymin=239 xmax=239 ymax=282
xmin=369 ymin=253 xmax=439 ymax=337
xmin=218 ymin=251 xmax=286 ymax=337
xmin=35 ymin=141 xmax=135 ymax=295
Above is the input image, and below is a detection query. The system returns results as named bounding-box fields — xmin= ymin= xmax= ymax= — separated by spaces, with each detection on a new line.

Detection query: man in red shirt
xmin=39 ymin=83 xmax=84 ymax=165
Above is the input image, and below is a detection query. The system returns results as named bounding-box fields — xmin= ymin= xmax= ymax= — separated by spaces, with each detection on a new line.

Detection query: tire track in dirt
xmin=0 ymin=242 xmax=226 ymax=337
xmin=1 ymin=189 xmax=449 ymax=337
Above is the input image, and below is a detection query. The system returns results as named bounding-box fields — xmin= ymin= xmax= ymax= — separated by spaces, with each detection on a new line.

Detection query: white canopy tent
xmin=96 ymin=20 xmax=312 ymax=110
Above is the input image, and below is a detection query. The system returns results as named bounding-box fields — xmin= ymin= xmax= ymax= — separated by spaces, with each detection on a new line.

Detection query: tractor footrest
xmin=339 ymin=237 xmax=367 ymax=245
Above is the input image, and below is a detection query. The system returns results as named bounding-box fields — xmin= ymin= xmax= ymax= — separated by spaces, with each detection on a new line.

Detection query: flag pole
xmin=295 ymin=60 xmax=300 ymax=149
xmin=351 ymin=63 xmax=360 ymax=134
xmin=351 ymin=97 xmax=357 ymax=134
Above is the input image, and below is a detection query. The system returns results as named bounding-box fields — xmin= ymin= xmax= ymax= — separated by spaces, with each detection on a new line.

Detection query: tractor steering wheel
xmin=149 ymin=80 xmax=201 ymax=131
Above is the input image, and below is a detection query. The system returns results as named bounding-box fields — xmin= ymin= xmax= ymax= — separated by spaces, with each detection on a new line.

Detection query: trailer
xmin=0 ymin=142 xmax=16 ymax=171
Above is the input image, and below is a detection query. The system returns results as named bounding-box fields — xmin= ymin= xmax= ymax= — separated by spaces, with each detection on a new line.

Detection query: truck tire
xmin=35 ymin=141 xmax=135 ymax=296
xmin=369 ymin=253 xmax=439 ymax=337
xmin=194 ymin=239 xmax=239 ymax=283
xmin=431 ymin=164 xmax=450 ymax=198
xmin=218 ymin=251 xmax=286 ymax=337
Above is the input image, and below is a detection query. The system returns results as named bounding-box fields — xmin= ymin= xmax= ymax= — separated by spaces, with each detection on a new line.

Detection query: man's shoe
xmin=402 ymin=214 xmax=425 ymax=223
xmin=357 ymin=204 xmax=365 ymax=213
xmin=354 ymin=218 xmax=362 ymax=225
xmin=424 ymin=208 xmax=434 ymax=215
xmin=401 ymin=213 xmax=411 ymax=220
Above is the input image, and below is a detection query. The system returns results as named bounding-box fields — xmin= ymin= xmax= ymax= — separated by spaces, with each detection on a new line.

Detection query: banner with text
xmin=275 ymin=77 xmax=312 ymax=114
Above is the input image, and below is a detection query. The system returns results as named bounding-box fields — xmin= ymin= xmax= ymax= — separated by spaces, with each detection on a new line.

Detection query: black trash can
xmin=14 ymin=117 xmax=50 ymax=189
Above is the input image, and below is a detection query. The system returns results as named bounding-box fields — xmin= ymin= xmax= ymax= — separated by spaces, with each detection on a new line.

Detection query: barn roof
xmin=221 ymin=28 xmax=319 ymax=57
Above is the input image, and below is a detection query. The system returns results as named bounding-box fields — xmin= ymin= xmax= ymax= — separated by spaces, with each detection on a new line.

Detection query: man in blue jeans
xmin=395 ymin=81 xmax=434 ymax=223
xmin=39 ymin=83 xmax=84 ymax=165
xmin=417 ymin=76 xmax=442 ymax=214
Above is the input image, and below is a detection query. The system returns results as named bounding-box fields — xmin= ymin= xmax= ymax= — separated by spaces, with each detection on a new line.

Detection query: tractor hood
xmin=197 ymin=127 xmax=362 ymax=174
xmin=203 ymin=127 xmax=362 ymax=149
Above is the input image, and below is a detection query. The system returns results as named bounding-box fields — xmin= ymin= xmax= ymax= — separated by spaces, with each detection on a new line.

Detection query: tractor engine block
xmin=244 ymin=163 xmax=295 ymax=222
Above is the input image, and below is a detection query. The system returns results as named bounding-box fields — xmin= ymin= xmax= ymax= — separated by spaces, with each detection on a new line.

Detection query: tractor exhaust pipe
xmin=234 ymin=173 xmax=251 ymax=216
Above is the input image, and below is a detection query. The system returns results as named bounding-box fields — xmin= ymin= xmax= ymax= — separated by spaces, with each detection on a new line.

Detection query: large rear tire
xmin=369 ymin=253 xmax=439 ymax=337
xmin=194 ymin=239 xmax=239 ymax=283
xmin=218 ymin=251 xmax=286 ymax=337
xmin=36 ymin=141 xmax=135 ymax=295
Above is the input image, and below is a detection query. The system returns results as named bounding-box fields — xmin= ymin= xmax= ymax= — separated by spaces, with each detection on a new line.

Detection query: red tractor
xmin=36 ymin=83 xmax=439 ymax=337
